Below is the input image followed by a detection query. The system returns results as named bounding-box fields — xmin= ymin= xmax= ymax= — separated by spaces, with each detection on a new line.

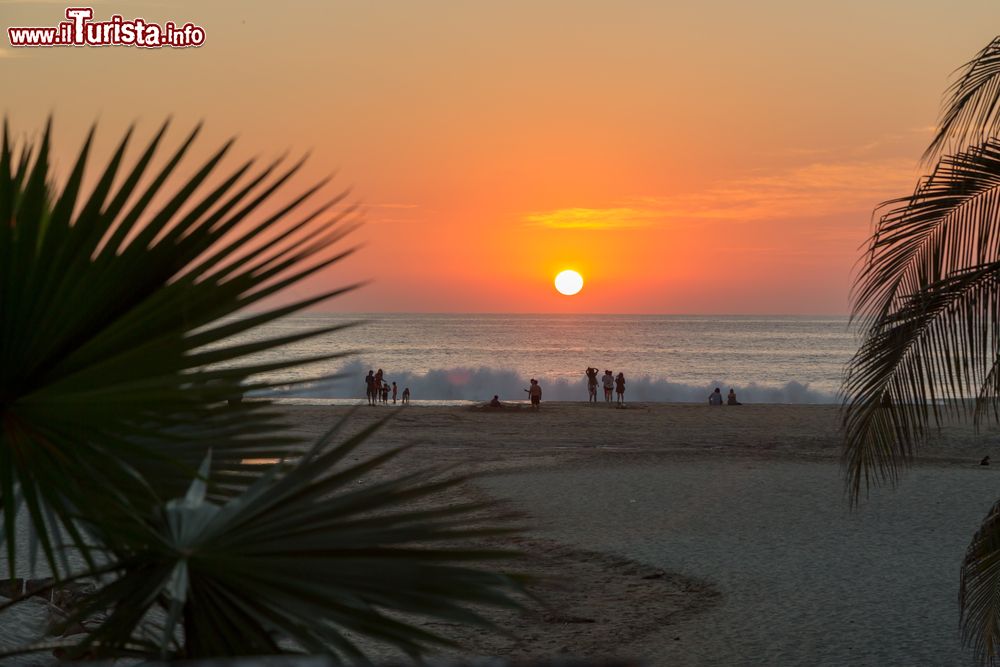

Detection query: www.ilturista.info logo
xmin=8 ymin=7 xmax=205 ymax=48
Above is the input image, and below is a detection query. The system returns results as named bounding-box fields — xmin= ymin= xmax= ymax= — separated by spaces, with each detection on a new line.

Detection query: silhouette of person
xmin=615 ymin=372 xmax=626 ymax=407
xmin=982 ymin=456 xmax=991 ymax=466
xmin=392 ymin=381 xmax=398 ymax=404
xmin=381 ymin=382 xmax=389 ymax=404
xmin=709 ymin=387 xmax=723 ymax=406
xmin=489 ymin=395 xmax=502 ymax=407
xmin=402 ymin=387 xmax=410 ymax=405
xmin=365 ymin=370 xmax=376 ymax=406
xmin=586 ymin=367 xmax=599 ymax=403
xmin=727 ymin=388 xmax=742 ymax=405
xmin=602 ymin=370 xmax=614 ymax=403
xmin=374 ymin=368 xmax=384 ymax=396
xmin=526 ymin=379 xmax=542 ymax=409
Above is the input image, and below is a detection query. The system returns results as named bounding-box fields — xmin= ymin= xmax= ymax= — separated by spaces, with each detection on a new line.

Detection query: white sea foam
xmin=270 ymin=359 xmax=839 ymax=404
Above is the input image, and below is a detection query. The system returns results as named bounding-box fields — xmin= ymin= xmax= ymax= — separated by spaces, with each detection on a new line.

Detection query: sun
xmin=554 ymin=269 xmax=584 ymax=296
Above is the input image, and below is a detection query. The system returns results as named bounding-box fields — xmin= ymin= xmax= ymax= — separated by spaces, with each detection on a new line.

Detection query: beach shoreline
xmin=282 ymin=402 xmax=1000 ymax=469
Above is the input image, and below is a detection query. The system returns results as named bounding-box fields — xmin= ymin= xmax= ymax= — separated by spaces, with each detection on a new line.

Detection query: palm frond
xmin=41 ymin=415 xmax=524 ymax=661
xmin=0 ymin=119 xmax=362 ymax=580
xmin=854 ymin=141 xmax=1000 ymax=327
xmin=843 ymin=261 xmax=1000 ymax=497
xmin=844 ymin=140 xmax=1000 ymax=499
xmin=961 ymin=499 xmax=1000 ymax=664
xmin=926 ymin=37 xmax=1000 ymax=163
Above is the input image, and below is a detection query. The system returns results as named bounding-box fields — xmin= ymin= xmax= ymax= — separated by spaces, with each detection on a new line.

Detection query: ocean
xmin=229 ymin=313 xmax=857 ymax=404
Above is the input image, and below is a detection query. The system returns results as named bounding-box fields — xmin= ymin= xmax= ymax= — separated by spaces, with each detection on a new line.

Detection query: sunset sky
xmin=4 ymin=0 xmax=1000 ymax=314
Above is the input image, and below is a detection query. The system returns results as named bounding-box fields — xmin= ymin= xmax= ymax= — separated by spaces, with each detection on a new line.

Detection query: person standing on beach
xmin=526 ymin=379 xmax=542 ymax=409
xmin=602 ymin=370 xmax=614 ymax=403
xmin=585 ymin=367 xmax=599 ymax=403
xmin=365 ymin=370 xmax=376 ymax=406
xmin=709 ymin=387 xmax=723 ymax=405
xmin=374 ymin=368 xmax=384 ymax=396
xmin=615 ymin=372 xmax=626 ymax=407
xmin=381 ymin=382 xmax=389 ymax=404
xmin=392 ymin=381 xmax=398 ymax=404
xmin=402 ymin=387 xmax=410 ymax=405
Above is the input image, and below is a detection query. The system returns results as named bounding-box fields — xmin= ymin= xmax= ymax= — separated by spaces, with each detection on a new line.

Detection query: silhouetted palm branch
xmin=1 ymin=119 xmax=526 ymax=662
xmin=854 ymin=141 xmax=1000 ymax=326
xmin=845 ymin=140 xmax=1000 ymax=499
xmin=846 ymin=36 xmax=1000 ymax=663
xmin=926 ymin=37 xmax=1000 ymax=162
xmin=0 ymin=119 xmax=362 ymax=581
xmin=961 ymin=499 xmax=1000 ymax=665
xmin=1 ymin=415 xmax=524 ymax=661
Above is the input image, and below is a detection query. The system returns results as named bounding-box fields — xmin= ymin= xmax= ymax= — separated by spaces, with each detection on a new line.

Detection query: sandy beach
xmin=3 ymin=402 xmax=996 ymax=665
xmin=276 ymin=402 xmax=1000 ymax=665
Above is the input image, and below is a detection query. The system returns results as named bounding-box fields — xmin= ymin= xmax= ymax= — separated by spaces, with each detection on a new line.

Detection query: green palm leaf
xmin=23 ymin=415 xmax=524 ymax=662
xmin=0 ymin=119 xmax=361 ymax=581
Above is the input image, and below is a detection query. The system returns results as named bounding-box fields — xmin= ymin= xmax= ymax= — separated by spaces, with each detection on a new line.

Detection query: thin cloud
xmin=366 ymin=202 xmax=424 ymax=225
xmin=525 ymin=158 xmax=920 ymax=230
xmin=523 ymin=207 xmax=660 ymax=230
xmin=775 ymin=129 xmax=934 ymax=159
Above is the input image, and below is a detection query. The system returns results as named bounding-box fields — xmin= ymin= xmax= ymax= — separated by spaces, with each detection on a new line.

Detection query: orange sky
xmin=4 ymin=0 xmax=1000 ymax=314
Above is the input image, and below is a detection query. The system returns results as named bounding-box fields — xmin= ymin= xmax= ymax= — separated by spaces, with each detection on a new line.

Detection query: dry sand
xmin=279 ymin=402 xmax=1000 ymax=664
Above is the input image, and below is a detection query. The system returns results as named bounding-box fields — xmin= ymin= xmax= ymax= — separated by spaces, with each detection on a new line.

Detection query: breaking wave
xmin=268 ymin=359 xmax=839 ymax=404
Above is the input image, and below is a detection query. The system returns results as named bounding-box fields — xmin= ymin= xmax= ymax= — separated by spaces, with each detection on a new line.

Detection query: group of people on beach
xmin=366 ymin=367 xmax=742 ymax=409
xmin=585 ymin=367 xmax=627 ymax=407
xmin=492 ymin=369 xmax=626 ymax=411
xmin=709 ymin=387 xmax=742 ymax=405
xmin=364 ymin=369 xmax=410 ymax=406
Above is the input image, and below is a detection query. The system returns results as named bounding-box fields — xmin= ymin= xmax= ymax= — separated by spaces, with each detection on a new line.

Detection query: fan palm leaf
xmin=2 ymin=414 xmax=524 ymax=662
xmin=0 ymin=119 xmax=362 ymax=582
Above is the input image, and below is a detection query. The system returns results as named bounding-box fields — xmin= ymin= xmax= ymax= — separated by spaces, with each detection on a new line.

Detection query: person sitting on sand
xmin=982 ymin=456 xmax=991 ymax=466
xmin=615 ymin=372 xmax=626 ymax=407
xmin=392 ymin=381 xmax=398 ymax=404
xmin=365 ymin=370 xmax=376 ymax=406
xmin=401 ymin=387 xmax=410 ymax=405
xmin=727 ymin=388 xmax=741 ymax=406
xmin=586 ymin=367 xmax=599 ymax=403
xmin=489 ymin=395 xmax=502 ymax=408
xmin=602 ymin=370 xmax=614 ymax=403
xmin=525 ymin=379 xmax=542 ymax=409
xmin=709 ymin=387 xmax=723 ymax=406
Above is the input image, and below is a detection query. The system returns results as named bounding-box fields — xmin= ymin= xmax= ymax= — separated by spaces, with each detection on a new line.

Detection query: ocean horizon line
xmin=238 ymin=310 xmax=855 ymax=319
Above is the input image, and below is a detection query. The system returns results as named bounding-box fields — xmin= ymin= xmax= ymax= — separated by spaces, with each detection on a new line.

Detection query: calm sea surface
xmin=229 ymin=314 xmax=857 ymax=403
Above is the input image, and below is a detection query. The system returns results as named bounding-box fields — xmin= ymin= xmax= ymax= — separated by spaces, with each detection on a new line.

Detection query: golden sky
xmin=4 ymin=0 xmax=1000 ymax=314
